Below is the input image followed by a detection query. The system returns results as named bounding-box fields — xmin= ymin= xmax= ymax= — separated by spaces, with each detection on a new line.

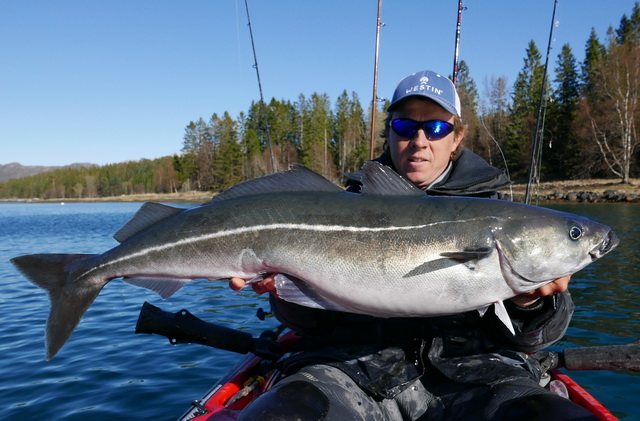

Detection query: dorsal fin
xmin=359 ymin=161 xmax=425 ymax=196
xmin=204 ymin=163 xmax=343 ymax=204
xmin=113 ymin=202 xmax=183 ymax=243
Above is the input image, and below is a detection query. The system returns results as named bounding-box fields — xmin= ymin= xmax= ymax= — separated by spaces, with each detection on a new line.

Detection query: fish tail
xmin=11 ymin=253 xmax=101 ymax=360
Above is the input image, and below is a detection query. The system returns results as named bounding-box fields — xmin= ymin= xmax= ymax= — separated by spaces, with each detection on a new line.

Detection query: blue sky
xmin=1 ymin=0 xmax=633 ymax=166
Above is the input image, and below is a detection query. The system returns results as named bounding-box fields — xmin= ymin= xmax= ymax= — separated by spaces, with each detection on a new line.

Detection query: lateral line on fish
xmin=83 ymin=220 xmax=479 ymax=277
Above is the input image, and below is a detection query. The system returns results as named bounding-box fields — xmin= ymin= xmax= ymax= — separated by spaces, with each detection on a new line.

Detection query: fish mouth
xmin=589 ymin=230 xmax=619 ymax=260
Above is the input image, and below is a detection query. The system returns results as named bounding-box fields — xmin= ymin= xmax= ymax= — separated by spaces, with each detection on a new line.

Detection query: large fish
xmin=12 ymin=162 xmax=618 ymax=360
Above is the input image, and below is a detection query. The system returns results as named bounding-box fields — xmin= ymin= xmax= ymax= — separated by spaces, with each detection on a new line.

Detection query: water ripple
xmin=0 ymin=202 xmax=638 ymax=419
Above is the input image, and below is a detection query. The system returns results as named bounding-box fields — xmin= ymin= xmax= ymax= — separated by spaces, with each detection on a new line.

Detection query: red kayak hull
xmin=549 ymin=369 xmax=617 ymax=421
xmin=180 ymin=334 xmax=617 ymax=421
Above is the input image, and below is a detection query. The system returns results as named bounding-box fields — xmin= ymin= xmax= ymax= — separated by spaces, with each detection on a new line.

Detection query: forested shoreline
xmin=1 ymin=4 xmax=638 ymax=201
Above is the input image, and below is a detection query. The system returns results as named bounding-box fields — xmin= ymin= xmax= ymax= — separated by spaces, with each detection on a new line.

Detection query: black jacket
xmin=364 ymin=147 xmax=510 ymax=198
xmin=271 ymin=149 xmax=574 ymax=356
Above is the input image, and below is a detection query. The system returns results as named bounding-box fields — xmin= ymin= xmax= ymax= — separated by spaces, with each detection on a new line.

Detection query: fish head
xmin=494 ymin=209 xmax=619 ymax=293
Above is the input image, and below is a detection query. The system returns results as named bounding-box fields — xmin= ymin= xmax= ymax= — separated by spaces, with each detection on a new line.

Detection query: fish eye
xmin=569 ymin=225 xmax=583 ymax=241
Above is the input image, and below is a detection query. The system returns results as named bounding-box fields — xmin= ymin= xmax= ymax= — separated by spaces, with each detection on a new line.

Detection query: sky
xmin=1 ymin=0 xmax=634 ymax=167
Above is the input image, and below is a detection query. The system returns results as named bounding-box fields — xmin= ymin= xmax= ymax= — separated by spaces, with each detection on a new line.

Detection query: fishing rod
xmin=244 ymin=0 xmax=277 ymax=173
xmin=524 ymin=0 xmax=558 ymax=204
xmin=369 ymin=0 xmax=384 ymax=160
xmin=136 ymin=302 xmax=283 ymax=359
xmin=452 ymin=0 xmax=465 ymax=85
xmin=136 ymin=301 xmax=640 ymax=372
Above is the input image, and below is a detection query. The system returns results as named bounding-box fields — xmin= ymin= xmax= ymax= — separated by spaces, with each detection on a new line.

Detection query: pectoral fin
xmin=440 ymin=248 xmax=492 ymax=263
xmin=273 ymin=274 xmax=350 ymax=312
xmin=404 ymin=259 xmax=459 ymax=277
xmin=493 ymin=300 xmax=515 ymax=335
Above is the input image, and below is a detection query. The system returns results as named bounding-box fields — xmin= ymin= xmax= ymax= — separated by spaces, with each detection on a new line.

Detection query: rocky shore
xmin=502 ymin=178 xmax=640 ymax=203
xmin=507 ymin=190 xmax=640 ymax=203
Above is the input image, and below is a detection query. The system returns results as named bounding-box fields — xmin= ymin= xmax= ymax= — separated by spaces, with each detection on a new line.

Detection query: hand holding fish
xmin=509 ymin=275 xmax=571 ymax=307
xmin=229 ymin=274 xmax=573 ymax=308
xmin=229 ymin=274 xmax=277 ymax=295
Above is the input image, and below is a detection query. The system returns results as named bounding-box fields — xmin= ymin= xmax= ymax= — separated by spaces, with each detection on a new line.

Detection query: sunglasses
xmin=391 ymin=118 xmax=455 ymax=140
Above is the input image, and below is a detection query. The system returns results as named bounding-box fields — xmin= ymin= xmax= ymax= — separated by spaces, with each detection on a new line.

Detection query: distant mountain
xmin=0 ymin=162 xmax=98 ymax=182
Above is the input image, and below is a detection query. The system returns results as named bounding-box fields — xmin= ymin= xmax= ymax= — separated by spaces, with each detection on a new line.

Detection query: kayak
xmin=177 ymin=330 xmax=299 ymax=421
xmin=134 ymin=304 xmax=628 ymax=420
xmin=548 ymin=370 xmax=617 ymax=421
xmin=176 ymin=330 xmax=618 ymax=421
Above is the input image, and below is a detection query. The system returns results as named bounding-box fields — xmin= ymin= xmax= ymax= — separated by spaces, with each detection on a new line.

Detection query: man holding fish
xmin=230 ymin=70 xmax=598 ymax=420
xmin=14 ymin=69 xmax=616 ymax=418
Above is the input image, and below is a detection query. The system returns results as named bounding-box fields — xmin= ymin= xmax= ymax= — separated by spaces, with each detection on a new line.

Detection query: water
xmin=0 ymin=202 xmax=638 ymax=419
xmin=544 ymin=203 xmax=640 ymax=419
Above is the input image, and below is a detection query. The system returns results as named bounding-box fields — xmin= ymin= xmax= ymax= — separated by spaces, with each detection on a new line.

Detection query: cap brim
xmin=387 ymin=94 xmax=459 ymax=116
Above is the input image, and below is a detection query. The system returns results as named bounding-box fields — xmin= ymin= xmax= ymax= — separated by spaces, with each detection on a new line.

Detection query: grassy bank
xmin=2 ymin=191 xmax=214 ymax=203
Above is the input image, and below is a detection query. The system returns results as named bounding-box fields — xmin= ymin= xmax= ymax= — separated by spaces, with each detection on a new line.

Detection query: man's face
xmin=388 ymin=97 xmax=463 ymax=190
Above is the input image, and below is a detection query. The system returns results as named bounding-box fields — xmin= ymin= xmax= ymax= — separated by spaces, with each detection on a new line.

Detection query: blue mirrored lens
xmin=391 ymin=119 xmax=454 ymax=140
xmin=391 ymin=119 xmax=420 ymax=138
xmin=424 ymin=121 xmax=454 ymax=139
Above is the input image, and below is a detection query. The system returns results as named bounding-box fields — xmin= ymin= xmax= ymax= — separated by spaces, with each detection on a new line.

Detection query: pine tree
xmin=211 ymin=112 xmax=243 ymax=191
xmin=334 ymin=90 xmax=367 ymax=177
xmin=334 ymin=91 xmax=350 ymax=176
xmin=237 ymin=111 xmax=264 ymax=179
xmin=546 ymin=44 xmax=581 ymax=178
xmin=616 ymin=2 xmax=640 ymax=44
xmin=581 ymin=29 xmax=607 ymax=99
xmin=299 ymin=93 xmax=333 ymax=176
xmin=265 ymin=98 xmax=297 ymax=169
xmin=179 ymin=121 xmax=201 ymax=189
xmin=194 ymin=117 xmax=214 ymax=190
xmin=505 ymin=41 xmax=546 ymax=178
xmin=245 ymin=100 xmax=277 ymax=174
xmin=455 ymin=61 xmax=486 ymax=160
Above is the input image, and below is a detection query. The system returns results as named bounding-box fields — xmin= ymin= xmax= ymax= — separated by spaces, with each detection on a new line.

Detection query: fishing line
xmin=530 ymin=11 xmax=560 ymax=206
xmin=244 ymin=0 xmax=277 ymax=173
xmin=451 ymin=2 xmax=512 ymax=199
xmin=479 ymin=113 xmax=513 ymax=200
xmin=524 ymin=0 xmax=559 ymax=204
xmin=234 ymin=0 xmax=243 ymax=80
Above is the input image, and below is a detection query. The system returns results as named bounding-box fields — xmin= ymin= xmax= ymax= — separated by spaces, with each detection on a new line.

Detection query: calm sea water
xmin=0 ymin=202 xmax=638 ymax=420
